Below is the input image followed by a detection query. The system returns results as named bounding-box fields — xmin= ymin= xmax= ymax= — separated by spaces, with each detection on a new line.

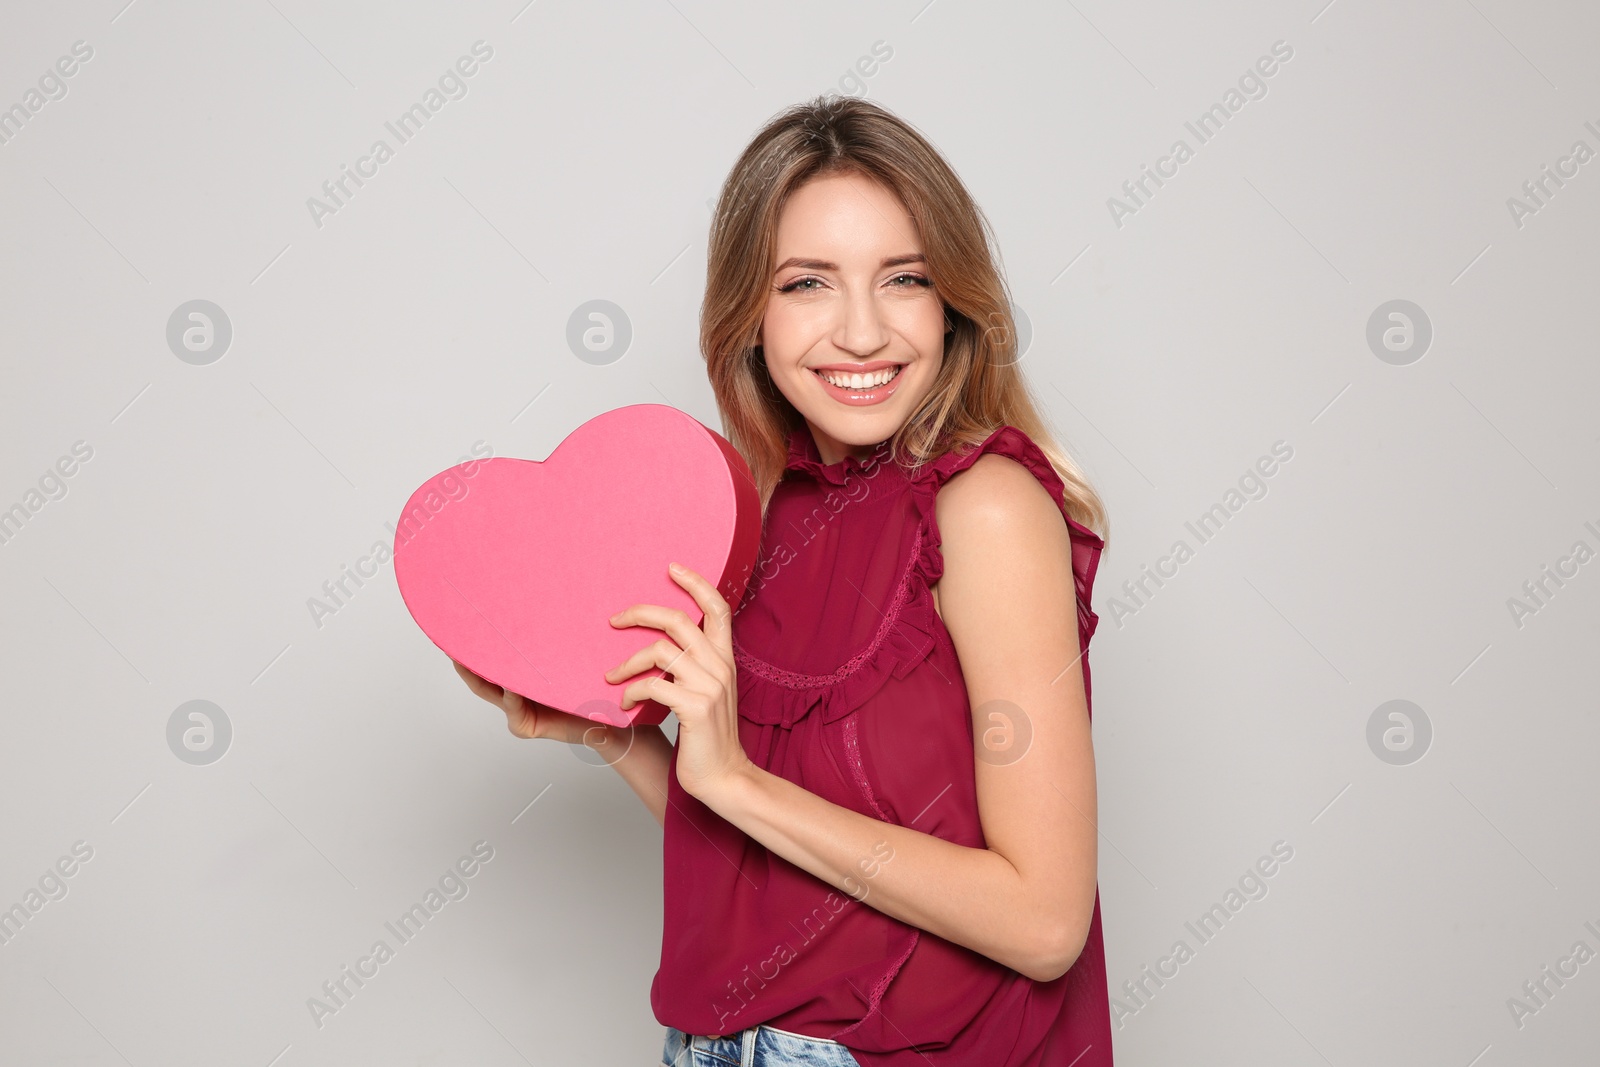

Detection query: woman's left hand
xmin=604 ymin=562 xmax=752 ymax=802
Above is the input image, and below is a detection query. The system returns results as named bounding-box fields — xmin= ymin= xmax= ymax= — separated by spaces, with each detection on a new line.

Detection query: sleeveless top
xmin=651 ymin=422 xmax=1114 ymax=1067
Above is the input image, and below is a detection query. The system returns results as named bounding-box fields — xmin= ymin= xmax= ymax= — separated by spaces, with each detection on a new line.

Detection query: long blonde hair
xmin=701 ymin=94 xmax=1110 ymax=546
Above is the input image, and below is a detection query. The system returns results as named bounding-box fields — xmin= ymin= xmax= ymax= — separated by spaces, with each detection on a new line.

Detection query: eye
xmin=778 ymin=277 xmax=822 ymax=293
xmin=888 ymin=273 xmax=931 ymax=288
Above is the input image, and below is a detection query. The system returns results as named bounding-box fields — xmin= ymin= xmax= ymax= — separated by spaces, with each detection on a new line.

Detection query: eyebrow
xmin=773 ymin=253 xmax=926 ymax=273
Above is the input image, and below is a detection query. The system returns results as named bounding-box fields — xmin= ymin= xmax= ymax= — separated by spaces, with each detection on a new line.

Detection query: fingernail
xmin=669 ymin=562 xmax=684 ymax=574
xmin=609 ymin=612 xmax=622 ymax=623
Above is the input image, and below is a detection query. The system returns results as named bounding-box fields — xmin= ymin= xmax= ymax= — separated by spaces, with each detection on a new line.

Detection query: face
xmin=759 ymin=171 xmax=948 ymax=465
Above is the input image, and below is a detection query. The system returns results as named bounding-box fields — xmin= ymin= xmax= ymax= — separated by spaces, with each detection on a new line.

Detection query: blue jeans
xmin=661 ymin=1023 xmax=861 ymax=1066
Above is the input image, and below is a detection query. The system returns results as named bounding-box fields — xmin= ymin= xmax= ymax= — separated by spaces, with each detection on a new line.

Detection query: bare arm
xmin=588 ymin=722 xmax=674 ymax=829
xmin=454 ymin=658 xmax=675 ymax=830
xmin=695 ymin=454 xmax=1099 ymax=982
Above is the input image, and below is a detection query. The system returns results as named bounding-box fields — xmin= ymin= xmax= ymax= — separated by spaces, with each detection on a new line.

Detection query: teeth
xmin=817 ymin=366 xmax=901 ymax=389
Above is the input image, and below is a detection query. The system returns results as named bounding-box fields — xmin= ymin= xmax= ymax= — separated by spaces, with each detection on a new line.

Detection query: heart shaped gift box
xmin=394 ymin=404 xmax=761 ymax=728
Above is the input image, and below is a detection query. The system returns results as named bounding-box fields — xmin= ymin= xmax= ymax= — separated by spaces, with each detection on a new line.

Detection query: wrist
xmin=693 ymin=757 xmax=763 ymax=813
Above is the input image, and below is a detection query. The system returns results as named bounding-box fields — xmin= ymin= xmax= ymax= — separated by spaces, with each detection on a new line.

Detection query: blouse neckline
xmin=784 ymin=423 xmax=903 ymax=487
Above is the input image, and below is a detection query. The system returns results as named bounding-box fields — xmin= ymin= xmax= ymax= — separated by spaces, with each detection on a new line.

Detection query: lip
xmin=810 ymin=362 xmax=906 ymax=407
xmin=809 ymin=359 xmax=904 ymax=374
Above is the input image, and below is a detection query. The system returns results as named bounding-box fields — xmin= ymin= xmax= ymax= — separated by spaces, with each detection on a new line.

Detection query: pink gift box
xmin=394 ymin=404 xmax=761 ymax=728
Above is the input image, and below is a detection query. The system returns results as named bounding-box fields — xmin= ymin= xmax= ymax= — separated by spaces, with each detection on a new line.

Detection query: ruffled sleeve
xmin=907 ymin=425 xmax=1105 ymax=650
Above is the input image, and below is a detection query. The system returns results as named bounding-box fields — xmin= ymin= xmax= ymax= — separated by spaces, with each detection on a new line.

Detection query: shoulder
xmin=909 ymin=426 xmax=1086 ymax=592
xmin=928 ymin=447 xmax=1083 ymax=655
xmin=933 ymin=449 xmax=1066 ymax=545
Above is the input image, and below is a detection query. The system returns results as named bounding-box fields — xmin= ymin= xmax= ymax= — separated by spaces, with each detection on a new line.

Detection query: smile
xmin=811 ymin=364 xmax=905 ymax=406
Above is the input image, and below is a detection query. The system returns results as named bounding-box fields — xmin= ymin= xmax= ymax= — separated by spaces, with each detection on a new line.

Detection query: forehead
xmin=774 ymin=173 xmax=920 ymax=254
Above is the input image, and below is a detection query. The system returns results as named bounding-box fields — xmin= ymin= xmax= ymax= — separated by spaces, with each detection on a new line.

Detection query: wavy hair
xmin=701 ymin=94 xmax=1109 ymax=545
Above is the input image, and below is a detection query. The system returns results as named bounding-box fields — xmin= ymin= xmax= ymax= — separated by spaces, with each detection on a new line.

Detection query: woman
xmin=456 ymin=96 xmax=1114 ymax=1066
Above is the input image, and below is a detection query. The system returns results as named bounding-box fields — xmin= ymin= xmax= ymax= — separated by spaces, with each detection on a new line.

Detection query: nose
xmin=831 ymin=284 xmax=890 ymax=357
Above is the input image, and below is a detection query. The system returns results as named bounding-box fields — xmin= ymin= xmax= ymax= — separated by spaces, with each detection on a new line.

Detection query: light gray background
xmin=2 ymin=1 xmax=1596 ymax=1064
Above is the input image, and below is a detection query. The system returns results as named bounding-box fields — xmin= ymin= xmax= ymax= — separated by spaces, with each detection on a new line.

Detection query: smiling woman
xmin=453 ymin=94 xmax=1115 ymax=1067
xmin=642 ymin=96 xmax=1114 ymax=1066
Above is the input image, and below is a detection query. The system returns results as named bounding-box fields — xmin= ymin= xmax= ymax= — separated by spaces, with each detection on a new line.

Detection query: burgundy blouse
xmin=651 ymin=422 xmax=1114 ymax=1066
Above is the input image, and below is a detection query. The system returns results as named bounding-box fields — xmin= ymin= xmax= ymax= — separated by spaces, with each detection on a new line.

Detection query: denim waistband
xmin=662 ymin=1022 xmax=859 ymax=1066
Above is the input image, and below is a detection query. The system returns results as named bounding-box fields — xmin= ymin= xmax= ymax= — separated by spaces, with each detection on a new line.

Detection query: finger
xmin=667 ymin=562 xmax=734 ymax=648
xmin=604 ymin=636 xmax=716 ymax=692
xmin=504 ymin=704 xmax=535 ymax=739
xmin=609 ymin=601 xmax=710 ymax=665
xmin=500 ymin=686 xmax=533 ymax=716
xmin=453 ymin=659 xmax=504 ymax=701
xmin=618 ymin=673 xmax=698 ymax=715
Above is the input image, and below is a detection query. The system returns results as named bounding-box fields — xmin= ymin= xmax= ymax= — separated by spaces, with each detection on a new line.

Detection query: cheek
xmin=761 ymin=349 xmax=811 ymax=408
xmin=908 ymin=360 xmax=942 ymax=404
xmin=765 ymin=313 xmax=834 ymax=373
xmin=761 ymin=336 xmax=804 ymax=386
xmin=760 ymin=307 xmax=808 ymax=357
xmin=906 ymin=320 xmax=944 ymax=390
xmin=889 ymin=298 xmax=945 ymax=345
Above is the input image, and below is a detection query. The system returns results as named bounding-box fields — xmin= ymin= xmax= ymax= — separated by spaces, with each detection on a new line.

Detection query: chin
xmin=810 ymin=412 xmax=901 ymax=447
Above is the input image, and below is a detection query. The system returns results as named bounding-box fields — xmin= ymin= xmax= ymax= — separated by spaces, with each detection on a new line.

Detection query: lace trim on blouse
xmin=731 ymin=526 xmax=924 ymax=690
